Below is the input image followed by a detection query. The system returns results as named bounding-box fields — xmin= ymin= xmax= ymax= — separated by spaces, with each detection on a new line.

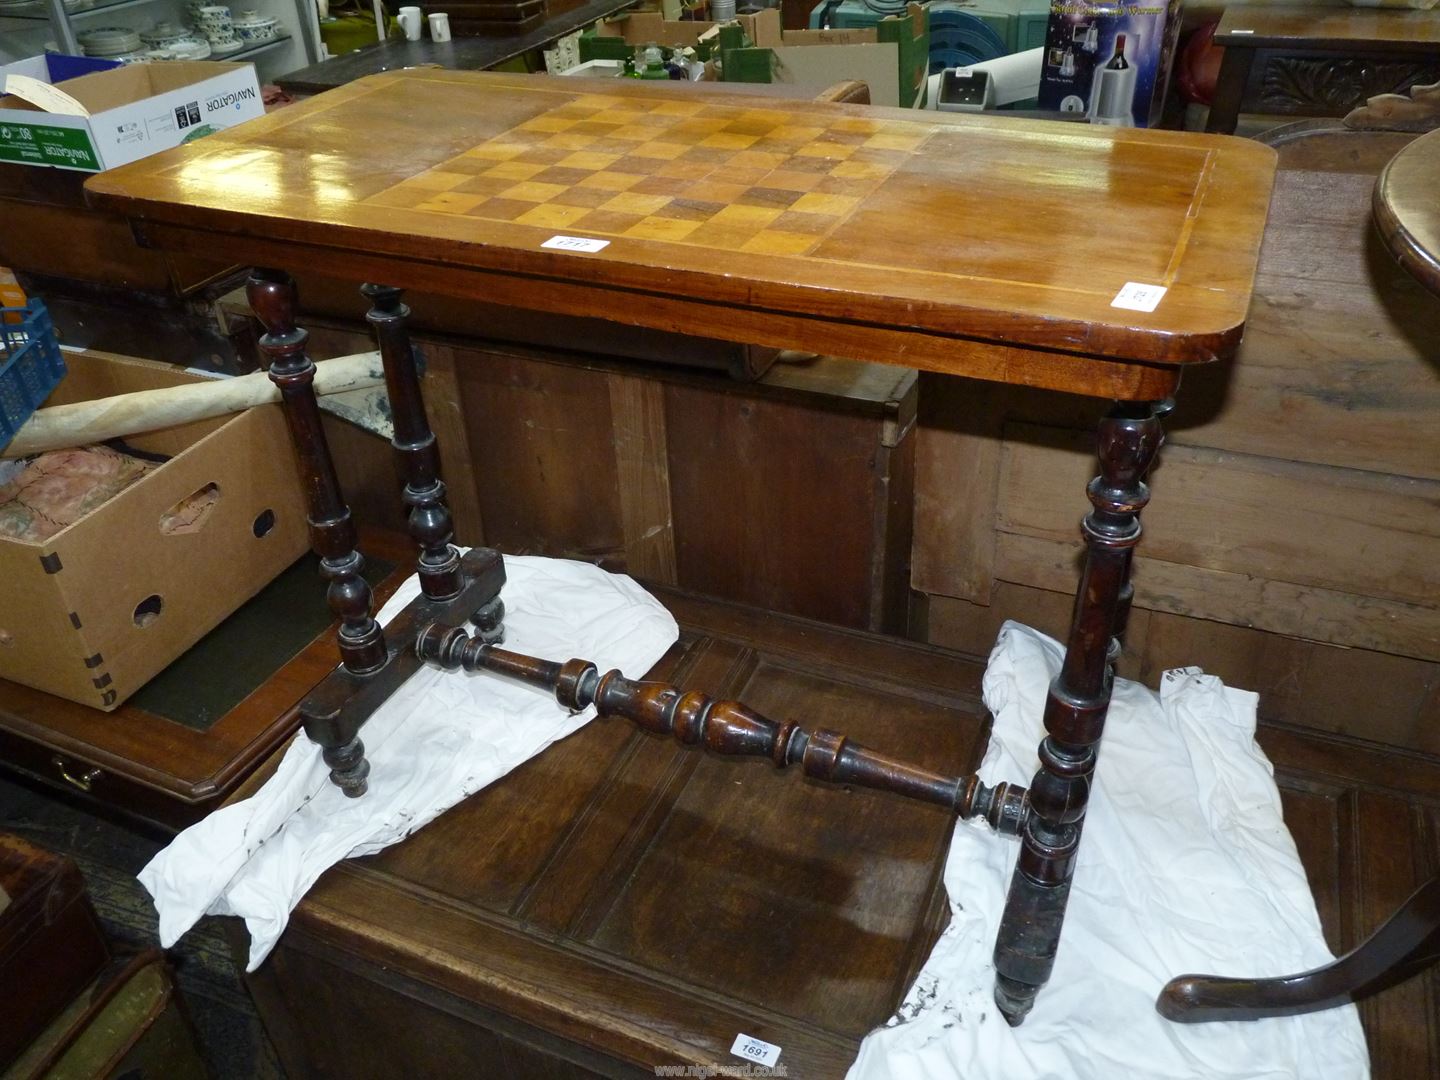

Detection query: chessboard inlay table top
xmin=85 ymin=70 xmax=1278 ymax=389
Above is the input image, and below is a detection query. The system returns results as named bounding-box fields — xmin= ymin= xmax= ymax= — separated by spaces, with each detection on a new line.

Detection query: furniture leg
xmin=992 ymin=400 xmax=1165 ymax=1025
xmin=1158 ymin=875 xmax=1440 ymax=1021
xmin=248 ymin=269 xmax=384 ymax=795
xmin=362 ymin=284 xmax=463 ymax=601
xmin=1205 ymin=46 xmax=1254 ymax=135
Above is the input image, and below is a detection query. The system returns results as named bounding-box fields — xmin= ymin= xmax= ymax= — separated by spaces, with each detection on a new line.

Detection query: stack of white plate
xmin=78 ymin=26 xmax=144 ymax=58
xmin=167 ymin=36 xmax=213 ymax=58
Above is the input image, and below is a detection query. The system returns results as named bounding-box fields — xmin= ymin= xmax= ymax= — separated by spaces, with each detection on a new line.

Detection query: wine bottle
xmin=1106 ymin=34 xmax=1130 ymax=70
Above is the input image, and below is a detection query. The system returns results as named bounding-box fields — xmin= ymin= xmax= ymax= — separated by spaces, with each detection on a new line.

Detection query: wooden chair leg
xmin=1158 ymin=875 xmax=1440 ymax=1022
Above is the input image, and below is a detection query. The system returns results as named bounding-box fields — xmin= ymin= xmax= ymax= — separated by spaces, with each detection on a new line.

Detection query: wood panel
xmin=998 ymin=424 xmax=1440 ymax=611
xmin=995 ymin=530 xmax=1440 ymax=663
xmin=664 ymin=381 xmax=910 ymax=631
xmin=606 ymin=375 xmax=676 ymax=583
xmin=923 ymin=585 xmax=1440 ymax=754
xmin=283 ymin=308 xmax=915 ymax=631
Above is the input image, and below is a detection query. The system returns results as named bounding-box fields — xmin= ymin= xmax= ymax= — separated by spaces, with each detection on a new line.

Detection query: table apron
xmin=133 ymin=222 xmax=1187 ymax=402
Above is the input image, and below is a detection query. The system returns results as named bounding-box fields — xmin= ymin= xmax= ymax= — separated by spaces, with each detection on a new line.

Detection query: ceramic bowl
xmin=233 ymin=9 xmax=279 ymax=41
xmin=195 ymin=4 xmax=232 ymax=33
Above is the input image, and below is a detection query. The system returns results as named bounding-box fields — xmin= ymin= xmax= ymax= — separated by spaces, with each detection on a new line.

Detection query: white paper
xmin=542 ymin=235 xmax=610 ymax=253
xmin=3 ymin=74 xmax=89 ymax=117
xmin=139 ymin=553 xmax=678 ymax=970
xmin=1111 ymin=281 xmax=1168 ymax=313
xmin=731 ymin=1033 xmax=782 ymax=1067
xmin=848 ymin=622 xmax=1370 ymax=1080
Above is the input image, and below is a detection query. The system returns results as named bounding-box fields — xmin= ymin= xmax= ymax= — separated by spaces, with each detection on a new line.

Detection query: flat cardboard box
xmin=0 ymin=60 xmax=263 ymax=172
xmin=0 ymin=351 xmax=310 ymax=710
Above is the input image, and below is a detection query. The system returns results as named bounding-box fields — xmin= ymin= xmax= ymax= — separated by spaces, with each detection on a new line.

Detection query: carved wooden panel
xmin=1253 ymin=52 xmax=1440 ymax=116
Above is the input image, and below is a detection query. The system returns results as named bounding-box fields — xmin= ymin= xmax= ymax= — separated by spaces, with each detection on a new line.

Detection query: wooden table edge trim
xmin=110 ymin=222 xmax=1198 ymax=400
xmin=1215 ymin=6 xmax=1440 ymax=50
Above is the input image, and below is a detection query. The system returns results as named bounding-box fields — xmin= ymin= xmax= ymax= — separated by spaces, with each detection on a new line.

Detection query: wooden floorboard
xmin=1260 ymin=721 xmax=1440 ymax=1074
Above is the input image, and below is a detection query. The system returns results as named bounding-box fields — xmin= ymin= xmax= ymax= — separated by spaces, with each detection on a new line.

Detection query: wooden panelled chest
xmin=235 ymin=588 xmax=987 ymax=1078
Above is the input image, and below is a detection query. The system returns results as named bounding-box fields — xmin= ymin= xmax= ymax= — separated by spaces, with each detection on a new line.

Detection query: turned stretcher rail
xmin=416 ymin=623 xmax=1030 ymax=836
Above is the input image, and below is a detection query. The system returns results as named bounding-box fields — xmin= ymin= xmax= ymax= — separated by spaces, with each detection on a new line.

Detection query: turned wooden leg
xmin=249 ymin=269 xmax=383 ymax=795
xmin=362 ymin=284 xmax=464 ymax=601
xmin=992 ymin=400 xmax=1165 ymax=1025
xmin=1159 ymin=875 xmax=1440 ymax=1021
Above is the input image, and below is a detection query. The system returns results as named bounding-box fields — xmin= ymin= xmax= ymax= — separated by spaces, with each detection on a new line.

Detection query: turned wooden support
xmin=416 ymin=624 xmax=1030 ymax=834
xmin=362 ymin=283 xmax=463 ymax=602
xmin=248 ymin=269 xmax=386 ymax=679
xmin=992 ymin=400 xmax=1165 ymax=1025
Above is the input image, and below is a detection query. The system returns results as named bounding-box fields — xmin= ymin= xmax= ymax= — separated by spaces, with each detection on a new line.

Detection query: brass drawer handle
xmin=52 ymin=756 xmax=103 ymax=793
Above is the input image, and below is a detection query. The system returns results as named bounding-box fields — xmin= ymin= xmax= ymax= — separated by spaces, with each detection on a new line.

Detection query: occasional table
xmin=85 ymin=71 xmax=1276 ymax=1029
xmin=1207 ymin=6 xmax=1440 ymax=135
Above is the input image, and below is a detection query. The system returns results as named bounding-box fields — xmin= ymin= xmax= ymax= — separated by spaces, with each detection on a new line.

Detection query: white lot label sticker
xmin=541 ymin=235 xmax=609 ymax=253
xmin=1111 ymin=281 xmax=1168 ymax=313
xmin=730 ymin=1033 xmax=781 ymax=1067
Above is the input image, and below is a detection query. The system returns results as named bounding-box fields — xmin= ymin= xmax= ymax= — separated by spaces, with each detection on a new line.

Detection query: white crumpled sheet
xmin=139 ymin=554 xmax=678 ymax=971
xmin=849 ymin=621 xmax=1369 ymax=1080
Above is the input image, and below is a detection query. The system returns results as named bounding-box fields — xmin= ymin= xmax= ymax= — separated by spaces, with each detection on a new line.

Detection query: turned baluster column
xmin=249 ymin=270 xmax=384 ymax=793
xmin=363 ymin=284 xmax=504 ymax=642
xmin=362 ymin=284 xmax=462 ymax=599
xmin=992 ymin=400 xmax=1165 ymax=1025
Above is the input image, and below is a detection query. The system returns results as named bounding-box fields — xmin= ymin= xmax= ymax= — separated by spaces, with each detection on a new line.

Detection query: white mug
xmin=427 ymin=11 xmax=450 ymax=41
xmin=396 ymin=5 xmax=422 ymax=40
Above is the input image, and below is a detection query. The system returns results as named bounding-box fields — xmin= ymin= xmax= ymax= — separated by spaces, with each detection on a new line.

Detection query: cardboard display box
xmin=0 ymin=59 xmax=263 ymax=172
xmin=0 ymin=351 xmax=309 ymax=711
xmin=1037 ymin=0 xmax=1182 ymax=127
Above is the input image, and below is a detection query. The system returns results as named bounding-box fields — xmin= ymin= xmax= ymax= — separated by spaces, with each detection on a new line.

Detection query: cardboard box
xmin=582 ymin=10 xmax=718 ymax=56
xmin=0 ymin=351 xmax=310 ymax=710
xmin=1037 ymin=1 xmax=1182 ymax=127
xmin=718 ymin=6 xmax=929 ymax=108
xmin=0 ymin=59 xmax=263 ymax=172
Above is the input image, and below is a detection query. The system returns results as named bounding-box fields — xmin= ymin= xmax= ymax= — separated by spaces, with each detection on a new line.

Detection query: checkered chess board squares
xmin=366 ymin=95 xmax=935 ymax=256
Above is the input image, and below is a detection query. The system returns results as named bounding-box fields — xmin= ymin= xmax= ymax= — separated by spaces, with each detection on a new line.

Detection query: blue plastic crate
xmin=0 ymin=299 xmax=66 ymax=448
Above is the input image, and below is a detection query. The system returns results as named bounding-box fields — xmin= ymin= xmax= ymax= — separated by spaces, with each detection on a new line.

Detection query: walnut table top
xmin=86 ymin=71 xmax=1277 ymax=401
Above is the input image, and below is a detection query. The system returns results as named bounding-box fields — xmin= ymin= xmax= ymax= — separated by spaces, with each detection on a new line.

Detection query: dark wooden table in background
xmin=275 ymin=0 xmax=635 ymax=96
xmin=1208 ymin=6 xmax=1440 ymax=135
